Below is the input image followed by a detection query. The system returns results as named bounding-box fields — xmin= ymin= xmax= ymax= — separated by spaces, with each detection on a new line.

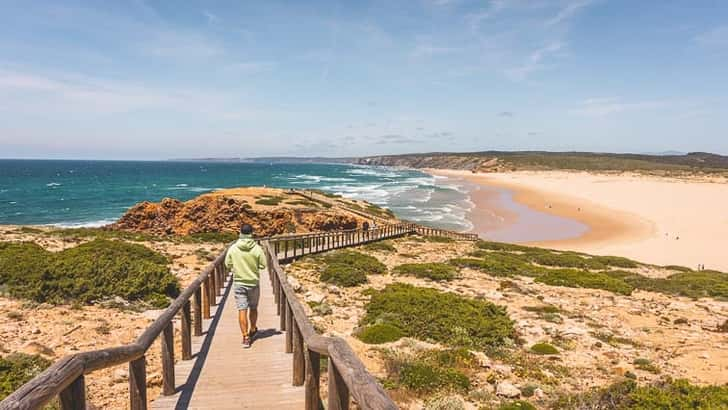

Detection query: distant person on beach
xmin=225 ymin=223 xmax=267 ymax=348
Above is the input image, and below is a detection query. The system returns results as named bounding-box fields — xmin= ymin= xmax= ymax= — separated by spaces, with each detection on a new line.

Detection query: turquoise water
xmin=0 ymin=160 xmax=473 ymax=231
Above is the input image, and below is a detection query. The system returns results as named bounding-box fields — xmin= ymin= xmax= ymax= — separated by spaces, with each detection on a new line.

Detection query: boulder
xmin=496 ymin=381 xmax=521 ymax=398
xmin=288 ymin=277 xmax=302 ymax=292
xmin=305 ymin=291 xmax=326 ymax=305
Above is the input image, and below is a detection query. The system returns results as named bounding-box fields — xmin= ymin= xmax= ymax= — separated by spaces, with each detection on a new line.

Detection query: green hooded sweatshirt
xmin=225 ymin=234 xmax=266 ymax=287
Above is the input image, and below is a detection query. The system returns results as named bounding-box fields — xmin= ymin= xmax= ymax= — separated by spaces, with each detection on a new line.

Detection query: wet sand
xmin=428 ymin=169 xmax=728 ymax=272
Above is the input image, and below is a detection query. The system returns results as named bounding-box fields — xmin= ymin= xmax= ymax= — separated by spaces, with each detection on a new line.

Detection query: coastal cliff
xmin=110 ymin=187 xmax=389 ymax=236
xmin=356 ymin=151 xmax=728 ymax=174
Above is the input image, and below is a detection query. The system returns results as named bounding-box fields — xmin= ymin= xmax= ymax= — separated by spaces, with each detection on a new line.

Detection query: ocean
xmin=0 ymin=159 xmax=474 ymax=231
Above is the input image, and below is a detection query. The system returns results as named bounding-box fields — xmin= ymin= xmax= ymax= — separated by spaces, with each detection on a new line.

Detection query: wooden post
xmin=193 ymin=287 xmax=202 ymax=336
xmin=209 ymin=266 xmax=217 ymax=305
xmin=285 ymin=240 xmax=289 ymax=259
xmin=181 ymin=301 xmax=192 ymax=360
xmin=279 ymin=290 xmax=286 ymax=331
xmin=285 ymin=304 xmax=293 ymax=353
xmin=202 ymin=279 xmax=211 ymax=319
xmin=292 ymin=323 xmax=305 ymax=386
xmin=161 ymin=321 xmax=175 ymax=396
xmin=328 ymin=362 xmax=350 ymax=410
xmin=59 ymin=374 xmax=85 ymax=410
xmin=129 ymin=357 xmax=147 ymax=410
xmin=293 ymin=238 xmax=298 ymax=258
xmin=305 ymin=347 xmax=321 ymax=410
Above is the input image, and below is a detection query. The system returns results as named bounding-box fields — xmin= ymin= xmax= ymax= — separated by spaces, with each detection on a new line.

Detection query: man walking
xmin=225 ymin=223 xmax=266 ymax=348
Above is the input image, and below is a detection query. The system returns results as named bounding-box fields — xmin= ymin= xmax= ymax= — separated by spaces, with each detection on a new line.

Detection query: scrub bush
xmin=357 ymin=323 xmax=404 ymax=344
xmin=535 ymin=269 xmax=634 ymax=295
xmin=530 ymin=343 xmax=559 ymax=355
xmin=0 ymin=353 xmax=52 ymax=401
xmin=393 ymin=263 xmax=459 ymax=281
xmin=0 ymin=239 xmax=178 ymax=307
xmin=362 ymin=283 xmax=514 ymax=349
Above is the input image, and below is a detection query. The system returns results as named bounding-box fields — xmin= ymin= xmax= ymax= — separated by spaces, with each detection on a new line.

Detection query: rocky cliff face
xmin=356 ymin=154 xmax=501 ymax=171
xmin=110 ymin=188 xmax=372 ymax=237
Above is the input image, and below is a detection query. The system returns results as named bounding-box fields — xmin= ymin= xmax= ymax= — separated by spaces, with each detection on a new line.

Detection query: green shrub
xmin=320 ymin=263 xmax=368 ymax=287
xmin=497 ymin=401 xmax=537 ymax=410
xmin=450 ymin=254 xmax=544 ymax=277
xmin=0 ymin=240 xmax=178 ymax=307
xmin=393 ymin=263 xmax=459 ymax=281
xmin=255 ymin=195 xmax=283 ymax=205
xmin=422 ymin=236 xmax=455 ymax=244
xmin=555 ymin=379 xmax=728 ymax=409
xmin=357 ymin=324 xmax=404 ymax=344
xmin=187 ymin=231 xmax=238 ymax=243
xmin=535 ymin=269 xmax=634 ymax=295
xmin=530 ymin=342 xmax=559 ymax=355
xmin=362 ymin=283 xmax=514 ymax=349
xmin=607 ymin=270 xmax=728 ymax=300
xmin=522 ymin=305 xmax=560 ymax=314
xmin=476 ymin=241 xmax=534 ymax=252
xmin=663 ymin=265 xmax=694 ymax=272
xmin=592 ymin=255 xmax=640 ymax=268
xmin=398 ymin=362 xmax=470 ymax=393
xmin=321 ymin=250 xmax=386 ymax=274
xmin=527 ymin=252 xmax=608 ymax=270
xmin=0 ymin=353 xmax=52 ymax=400
xmin=363 ymin=241 xmax=396 ymax=252
xmin=423 ymin=396 xmax=465 ymax=410
xmin=633 ymin=358 xmax=660 ymax=374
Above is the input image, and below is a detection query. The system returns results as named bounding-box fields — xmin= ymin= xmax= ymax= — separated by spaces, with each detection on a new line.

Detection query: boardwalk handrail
xmin=261 ymin=223 xmax=420 ymax=410
xmin=1 ymin=221 xmax=474 ymax=410
xmin=1 ymin=241 xmax=232 ymax=410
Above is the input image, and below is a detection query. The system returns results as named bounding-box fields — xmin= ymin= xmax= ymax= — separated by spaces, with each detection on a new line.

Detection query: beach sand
xmin=429 ymin=169 xmax=728 ymax=272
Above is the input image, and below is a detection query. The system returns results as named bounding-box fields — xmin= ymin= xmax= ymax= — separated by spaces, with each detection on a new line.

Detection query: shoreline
xmin=427 ymin=168 xmax=728 ymax=271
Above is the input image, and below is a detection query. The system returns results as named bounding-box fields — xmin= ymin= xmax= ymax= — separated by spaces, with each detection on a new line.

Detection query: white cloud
xmin=570 ymin=97 xmax=669 ymax=116
xmin=203 ymin=11 xmax=220 ymax=24
xmin=505 ymin=41 xmax=564 ymax=81
xmin=545 ymin=0 xmax=593 ymax=26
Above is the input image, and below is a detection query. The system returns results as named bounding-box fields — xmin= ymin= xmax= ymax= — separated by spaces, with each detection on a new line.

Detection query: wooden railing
xmin=1 ymin=222 xmax=475 ymax=410
xmin=413 ymin=226 xmax=479 ymax=241
xmin=261 ymin=223 xmax=419 ymax=410
xmin=0 ymin=243 xmax=231 ymax=410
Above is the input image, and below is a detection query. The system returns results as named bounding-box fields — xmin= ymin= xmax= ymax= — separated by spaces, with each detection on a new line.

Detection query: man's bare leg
xmin=249 ymin=308 xmax=258 ymax=333
xmin=238 ymin=309 xmax=249 ymax=338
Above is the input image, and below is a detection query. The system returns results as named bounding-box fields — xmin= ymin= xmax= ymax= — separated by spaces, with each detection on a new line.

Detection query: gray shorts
xmin=233 ymin=284 xmax=260 ymax=310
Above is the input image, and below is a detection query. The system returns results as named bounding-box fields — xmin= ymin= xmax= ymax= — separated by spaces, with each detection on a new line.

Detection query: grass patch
xmin=590 ymin=331 xmax=640 ymax=347
xmin=318 ymin=250 xmax=386 ymax=287
xmin=393 ymin=263 xmax=459 ymax=281
xmin=633 ymin=358 xmax=661 ymax=374
xmin=363 ymin=241 xmax=396 ymax=252
xmin=450 ymin=254 xmax=545 ymax=277
xmin=362 ymin=283 xmax=514 ymax=349
xmin=422 ymin=235 xmax=455 ymax=243
xmin=536 ymin=269 xmax=634 ymax=295
xmin=607 ymin=270 xmax=728 ymax=300
xmin=255 ymin=195 xmax=284 ymax=206
xmin=383 ymin=349 xmax=474 ymax=395
xmin=530 ymin=342 xmax=559 ymax=355
xmin=497 ymin=401 xmax=537 ymax=410
xmin=554 ymin=379 xmax=728 ymax=409
xmin=0 ymin=239 xmax=179 ymax=307
xmin=522 ymin=305 xmax=560 ymax=314
xmin=357 ymin=323 xmax=404 ymax=344
xmin=0 ymin=353 xmax=52 ymax=401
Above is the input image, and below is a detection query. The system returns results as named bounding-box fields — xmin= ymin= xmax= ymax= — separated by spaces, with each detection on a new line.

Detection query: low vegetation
xmin=357 ymin=323 xmax=404 ymax=344
xmin=0 ymin=239 xmax=179 ymax=307
xmin=456 ymin=240 xmax=728 ymax=300
xmin=554 ymin=378 xmax=728 ymax=409
xmin=529 ymin=342 xmax=559 ymax=355
xmin=363 ymin=240 xmax=397 ymax=252
xmin=0 ymin=353 xmax=52 ymax=401
xmin=393 ymin=263 xmax=459 ymax=281
xmin=318 ymin=250 xmax=386 ymax=287
xmin=362 ymin=283 xmax=514 ymax=349
xmin=255 ymin=195 xmax=284 ymax=206
xmin=383 ymin=349 xmax=474 ymax=394
xmin=43 ymin=226 xmax=237 ymax=244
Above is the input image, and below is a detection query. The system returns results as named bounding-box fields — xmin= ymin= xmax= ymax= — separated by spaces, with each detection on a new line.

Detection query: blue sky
xmin=1 ymin=0 xmax=727 ymax=159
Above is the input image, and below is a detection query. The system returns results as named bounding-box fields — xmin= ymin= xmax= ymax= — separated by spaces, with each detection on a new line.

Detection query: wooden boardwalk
xmin=151 ymin=267 xmax=304 ymax=410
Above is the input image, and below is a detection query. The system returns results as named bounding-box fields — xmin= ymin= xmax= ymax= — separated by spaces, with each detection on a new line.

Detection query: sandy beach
xmin=430 ymin=169 xmax=728 ymax=272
